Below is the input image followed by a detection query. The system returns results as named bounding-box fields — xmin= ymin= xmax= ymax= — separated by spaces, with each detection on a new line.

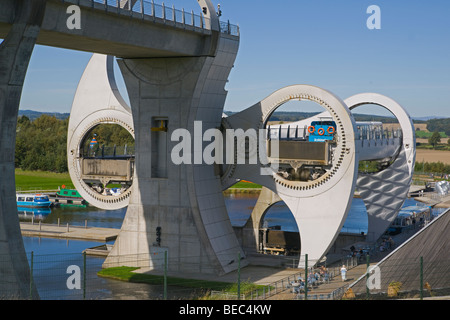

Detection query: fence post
xmin=151 ymin=0 xmax=155 ymax=19
xmin=164 ymin=250 xmax=168 ymax=300
xmin=162 ymin=2 xmax=165 ymax=21
xmin=366 ymin=254 xmax=370 ymax=300
xmin=304 ymin=254 xmax=308 ymax=300
xmin=83 ymin=251 xmax=86 ymax=300
xmin=420 ymin=256 xmax=423 ymax=300
xmin=29 ymin=251 xmax=34 ymax=299
xmin=237 ymin=251 xmax=241 ymax=300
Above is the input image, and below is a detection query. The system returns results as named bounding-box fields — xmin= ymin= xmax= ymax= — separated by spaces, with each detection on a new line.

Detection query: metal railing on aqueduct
xmin=62 ymin=0 xmax=240 ymax=36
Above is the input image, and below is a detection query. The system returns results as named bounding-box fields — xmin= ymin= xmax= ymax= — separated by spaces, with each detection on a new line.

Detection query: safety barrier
xmin=62 ymin=0 xmax=239 ymax=36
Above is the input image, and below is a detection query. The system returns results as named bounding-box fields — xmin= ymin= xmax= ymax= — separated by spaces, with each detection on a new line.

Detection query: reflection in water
xmin=19 ymin=205 xmax=126 ymax=228
xmin=224 ymin=193 xmax=258 ymax=227
xmin=18 ymin=207 xmax=51 ymax=221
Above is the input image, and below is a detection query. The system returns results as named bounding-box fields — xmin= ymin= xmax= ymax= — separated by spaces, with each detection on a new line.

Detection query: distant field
xmin=416 ymin=149 xmax=450 ymax=165
xmin=15 ymin=169 xmax=74 ymax=191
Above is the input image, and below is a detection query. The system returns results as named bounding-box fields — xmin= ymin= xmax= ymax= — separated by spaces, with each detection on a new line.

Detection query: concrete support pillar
xmin=103 ymin=34 xmax=246 ymax=275
xmin=242 ymin=187 xmax=282 ymax=253
xmin=0 ymin=0 xmax=46 ymax=299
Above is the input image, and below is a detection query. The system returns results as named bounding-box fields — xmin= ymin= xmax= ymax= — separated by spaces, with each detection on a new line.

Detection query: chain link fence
xmin=1 ymin=250 xmax=449 ymax=300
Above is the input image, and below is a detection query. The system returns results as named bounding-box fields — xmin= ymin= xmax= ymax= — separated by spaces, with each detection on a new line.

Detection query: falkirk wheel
xmin=68 ymin=51 xmax=416 ymax=272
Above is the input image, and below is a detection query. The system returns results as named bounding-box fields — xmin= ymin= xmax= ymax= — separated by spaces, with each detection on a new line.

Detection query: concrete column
xmin=0 ymin=0 xmax=46 ymax=299
xmin=242 ymin=187 xmax=282 ymax=253
xmin=103 ymin=34 xmax=245 ymax=275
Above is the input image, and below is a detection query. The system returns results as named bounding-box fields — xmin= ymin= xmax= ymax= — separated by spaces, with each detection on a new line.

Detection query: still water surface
xmin=21 ymin=194 xmax=431 ymax=254
xmin=18 ymin=193 xmax=435 ymax=299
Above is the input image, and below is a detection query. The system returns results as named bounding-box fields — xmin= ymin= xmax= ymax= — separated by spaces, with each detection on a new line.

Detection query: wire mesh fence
xmin=1 ymin=250 xmax=449 ymax=300
xmin=348 ymin=256 xmax=450 ymax=300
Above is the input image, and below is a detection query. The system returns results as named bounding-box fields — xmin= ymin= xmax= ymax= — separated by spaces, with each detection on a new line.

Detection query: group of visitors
xmin=291 ymin=266 xmax=331 ymax=293
xmin=349 ymin=245 xmax=369 ymax=262
xmin=379 ymin=237 xmax=395 ymax=252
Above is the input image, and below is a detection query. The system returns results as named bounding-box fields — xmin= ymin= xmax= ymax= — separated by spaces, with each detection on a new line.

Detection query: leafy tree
xmin=15 ymin=115 xmax=134 ymax=173
xmin=428 ymin=131 xmax=441 ymax=149
xmin=427 ymin=118 xmax=450 ymax=136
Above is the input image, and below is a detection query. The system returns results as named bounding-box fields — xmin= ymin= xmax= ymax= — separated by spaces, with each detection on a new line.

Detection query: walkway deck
xmin=20 ymin=222 xmax=118 ymax=242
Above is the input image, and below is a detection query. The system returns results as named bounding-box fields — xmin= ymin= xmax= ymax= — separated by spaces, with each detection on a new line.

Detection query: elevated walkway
xmin=0 ymin=0 xmax=238 ymax=58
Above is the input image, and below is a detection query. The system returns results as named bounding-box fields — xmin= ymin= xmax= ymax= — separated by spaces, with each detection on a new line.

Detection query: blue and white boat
xmin=16 ymin=194 xmax=52 ymax=208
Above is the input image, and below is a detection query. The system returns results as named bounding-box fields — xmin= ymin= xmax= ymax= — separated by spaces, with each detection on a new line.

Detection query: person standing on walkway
xmin=340 ymin=265 xmax=347 ymax=282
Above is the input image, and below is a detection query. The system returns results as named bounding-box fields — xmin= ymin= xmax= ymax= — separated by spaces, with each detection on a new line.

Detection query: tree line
xmin=14 ymin=114 xmax=450 ymax=174
xmin=15 ymin=115 xmax=134 ymax=173
xmin=427 ymin=118 xmax=450 ymax=136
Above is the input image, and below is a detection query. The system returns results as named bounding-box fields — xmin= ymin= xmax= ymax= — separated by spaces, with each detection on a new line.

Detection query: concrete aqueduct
xmin=0 ymin=0 xmax=415 ymax=298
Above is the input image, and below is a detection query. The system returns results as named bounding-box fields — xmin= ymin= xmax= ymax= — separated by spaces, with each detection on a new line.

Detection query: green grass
xmin=15 ymin=169 xmax=74 ymax=191
xmin=97 ymin=266 xmax=266 ymax=298
xmin=229 ymin=181 xmax=262 ymax=189
xmin=416 ymin=143 xmax=450 ymax=151
xmin=415 ymin=131 xmax=447 ymax=139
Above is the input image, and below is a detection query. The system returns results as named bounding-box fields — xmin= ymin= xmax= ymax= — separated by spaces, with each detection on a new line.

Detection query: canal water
xmin=17 ymin=192 xmax=443 ymax=299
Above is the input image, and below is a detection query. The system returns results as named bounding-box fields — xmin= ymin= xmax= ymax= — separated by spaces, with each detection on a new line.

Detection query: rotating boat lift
xmin=0 ymin=0 xmax=418 ymax=300
xmin=68 ymin=50 xmax=415 ymax=270
xmin=65 ymin=1 xmax=415 ymax=272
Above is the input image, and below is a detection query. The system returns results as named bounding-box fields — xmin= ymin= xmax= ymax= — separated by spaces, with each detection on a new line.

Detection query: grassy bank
xmin=224 ymin=181 xmax=262 ymax=194
xmin=15 ymin=169 xmax=74 ymax=191
xmin=97 ymin=266 xmax=266 ymax=299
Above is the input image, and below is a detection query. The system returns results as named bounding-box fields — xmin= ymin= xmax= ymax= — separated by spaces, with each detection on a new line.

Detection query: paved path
xmin=20 ymin=222 xmax=118 ymax=241
xmin=265 ymin=264 xmax=368 ymax=300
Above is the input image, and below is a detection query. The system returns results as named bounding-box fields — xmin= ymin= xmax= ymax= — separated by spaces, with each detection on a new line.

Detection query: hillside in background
xmin=21 ymin=109 xmax=447 ymax=125
xmin=19 ymin=109 xmax=70 ymax=120
xmin=224 ymin=110 xmax=435 ymax=124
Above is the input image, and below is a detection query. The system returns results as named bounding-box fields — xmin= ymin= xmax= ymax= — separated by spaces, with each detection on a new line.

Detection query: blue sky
xmin=17 ymin=0 xmax=450 ymax=118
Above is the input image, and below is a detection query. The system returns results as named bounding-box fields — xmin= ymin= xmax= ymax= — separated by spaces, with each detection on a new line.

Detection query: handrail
xmin=61 ymin=0 xmax=239 ymax=36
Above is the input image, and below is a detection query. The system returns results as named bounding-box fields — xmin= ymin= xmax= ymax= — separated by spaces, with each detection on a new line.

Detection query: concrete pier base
xmin=103 ymin=33 xmax=247 ymax=275
xmin=0 ymin=0 xmax=45 ymax=299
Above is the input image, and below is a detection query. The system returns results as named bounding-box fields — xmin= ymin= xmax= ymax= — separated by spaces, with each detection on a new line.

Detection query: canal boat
xmin=56 ymin=187 xmax=83 ymax=199
xmin=48 ymin=186 xmax=88 ymax=206
xmin=16 ymin=194 xmax=52 ymax=208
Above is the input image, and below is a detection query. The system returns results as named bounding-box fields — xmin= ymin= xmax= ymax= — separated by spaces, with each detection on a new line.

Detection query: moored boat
xmin=16 ymin=194 xmax=52 ymax=208
xmin=56 ymin=188 xmax=83 ymax=199
xmin=48 ymin=186 xmax=88 ymax=206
